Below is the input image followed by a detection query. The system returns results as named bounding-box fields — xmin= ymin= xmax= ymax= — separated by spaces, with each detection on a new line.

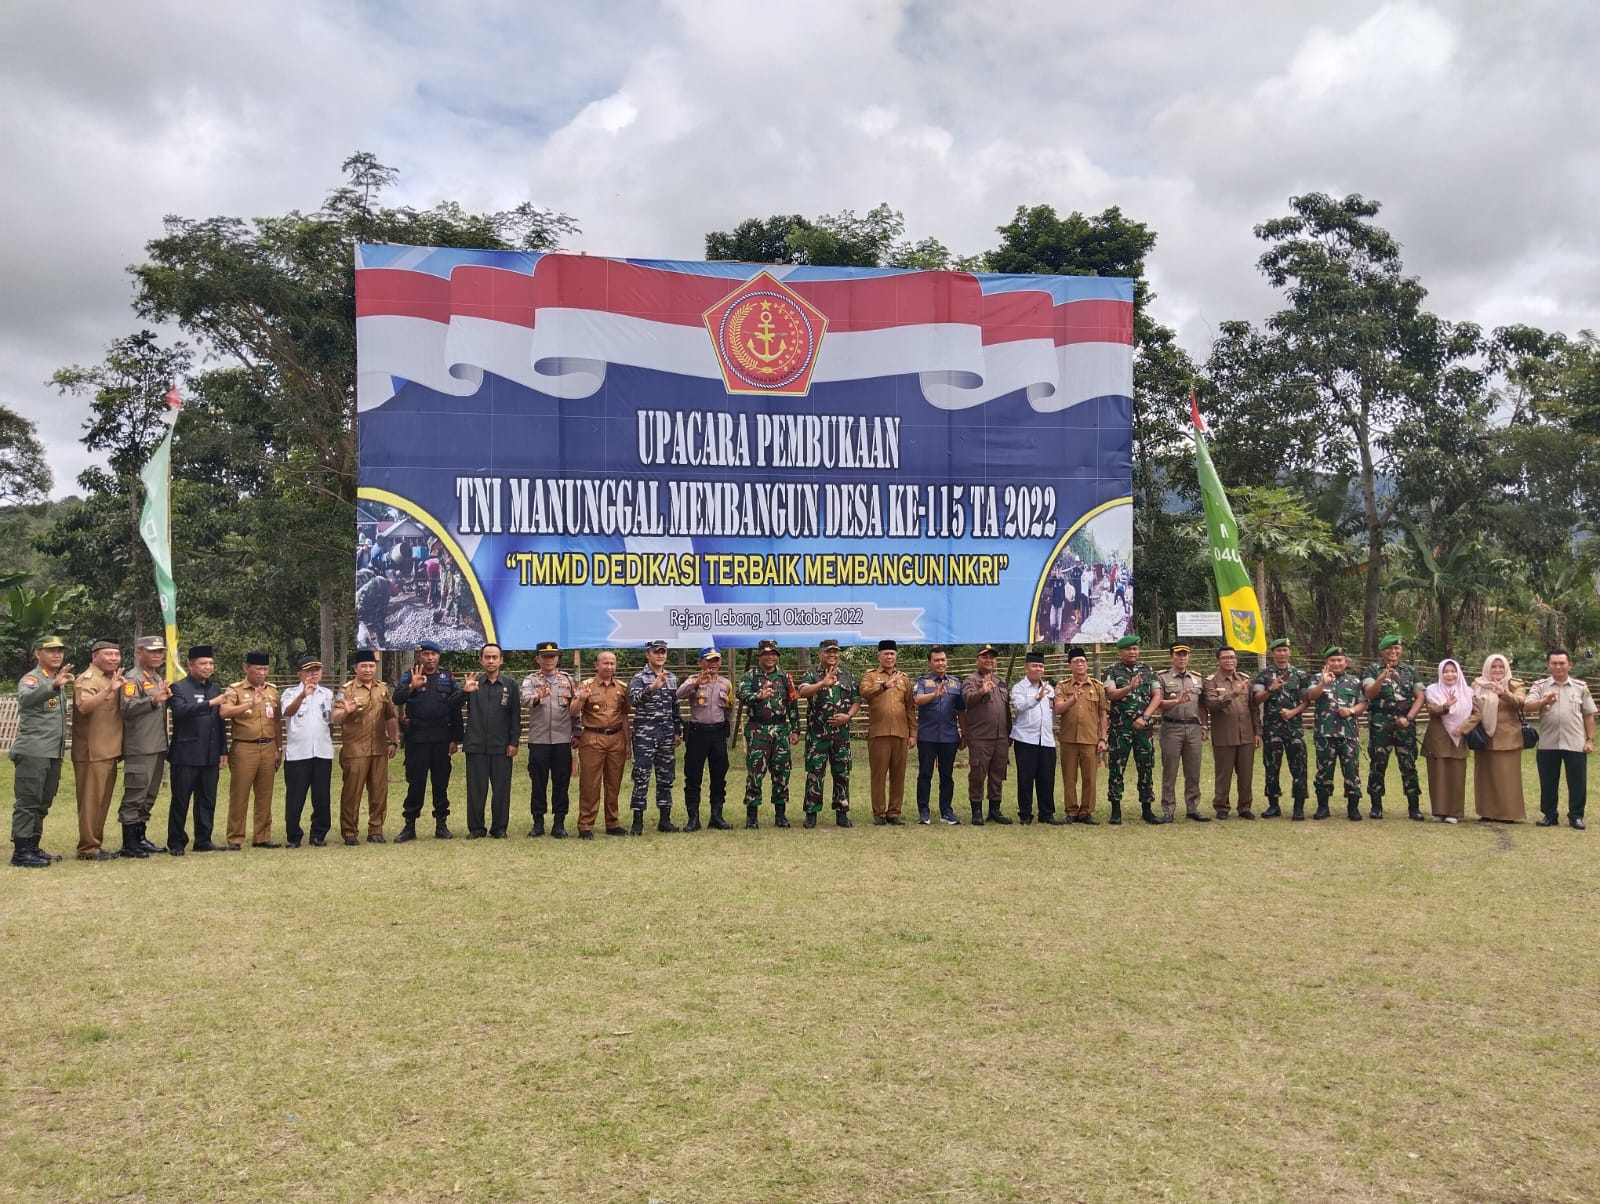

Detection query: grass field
xmin=2 ymin=747 xmax=1597 ymax=1202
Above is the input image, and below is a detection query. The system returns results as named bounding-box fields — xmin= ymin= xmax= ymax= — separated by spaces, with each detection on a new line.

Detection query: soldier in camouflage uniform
xmin=627 ymin=639 xmax=683 ymax=835
xmin=1303 ymin=645 xmax=1368 ymax=819
xmin=1362 ymin=633 xmax=1425 ymax=820
xmin=737 ymin=639 xmax=800 ymax=828
xmin=1103 ymin=633 xmax=1158 ymax=824
xmin=1251 ymin=637 xmax=1311 ymax=818
xmin=798 ymin=638 xmax=859 ymax=829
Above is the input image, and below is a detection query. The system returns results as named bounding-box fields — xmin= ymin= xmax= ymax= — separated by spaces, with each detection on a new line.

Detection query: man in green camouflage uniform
xmin=737 ymin=639 xmax=800 ymax=829
xmin=1103 ymin=633 xmax=1158 ymax=824
xmin=1251 ymin=638 xmax=1311 ymax=818
xmin=1362 ymin=633 xmax=1425 ymax=820
xmin=1303 ymin=645 xmax=1367 ymax=820
xmin=797 ymin=638 xmax=859 ymax=829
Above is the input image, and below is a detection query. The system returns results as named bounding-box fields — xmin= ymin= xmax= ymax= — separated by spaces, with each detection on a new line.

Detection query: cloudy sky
xmin=3 ymin=0 xmax=1596 ymax=496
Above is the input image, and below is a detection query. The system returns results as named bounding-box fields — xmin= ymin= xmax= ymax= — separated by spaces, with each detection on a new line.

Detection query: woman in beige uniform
xmin=1422 ymin=659 xmax=1480 ymax=823
xmin=1472 ymin=653 xmax=1526 ymax=821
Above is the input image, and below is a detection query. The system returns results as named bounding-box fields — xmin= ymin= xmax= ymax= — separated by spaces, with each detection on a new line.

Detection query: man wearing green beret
xmin=1362 ymin=634 xmax=1425 ymax=820
xmin=1103 ymin=634 xmax=1157 ymax=823
xmin=1303 ymin=646 xmax=1367 ymax=819
xmin=1252 ymin=638 xmax=1311 ymax=818
xmin=9 ymin=637 xmax=73 ymax=867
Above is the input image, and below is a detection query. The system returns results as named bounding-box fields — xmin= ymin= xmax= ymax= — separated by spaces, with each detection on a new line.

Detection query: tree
xmin=706 ymin=204 xmax=976 ymax=270
xmin=989 ymin=204 xmax=1157 ymax=317
xmin=704 ymin=214 xmax=811 ymax=263
xmin=0 ymin=406 xmax=50 ymax=506
xmin=1387 ymin=522 xmax=1507 ymax=658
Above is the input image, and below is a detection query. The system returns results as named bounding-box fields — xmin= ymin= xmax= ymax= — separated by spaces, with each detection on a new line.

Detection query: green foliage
xmin=0 ymin=406 xmax=51 ymax=505
xmin=0 ymin=578 xmax=86 ymax=678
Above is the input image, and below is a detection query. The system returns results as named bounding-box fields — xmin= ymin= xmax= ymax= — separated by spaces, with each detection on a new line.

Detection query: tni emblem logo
xmin=703 ymin=271 xmax=826 ymax=395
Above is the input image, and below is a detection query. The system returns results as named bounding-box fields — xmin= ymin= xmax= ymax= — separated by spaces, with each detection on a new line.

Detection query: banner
xmin=1191 ymin=393 xmax=1266 ymax=654
xmin=355 ymin=246 xmax=1135 ymax=650
xmin=138 ymin=401 xmax=181 ymax=680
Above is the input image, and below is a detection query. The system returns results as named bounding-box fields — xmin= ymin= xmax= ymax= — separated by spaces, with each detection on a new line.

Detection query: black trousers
xmin=1537 ymin=749 xmax=1588 ymax=819
xmin=284 ymin=757 xmax=333 ymax=841
xmin=916 ymin=740 xmax=958 ymax=812
xmin=167 ymin=764 xmax=220 ymax=849
xmin=1013 ymin=741 xmax=1058 ymax=820
xmin=527 ymin=743 xmax=573 ymax=817
xmin=403 ymin=740 xmax=453 ymax=821
xmin=466 ymin=752 xmax=513 ymax=836
xmin=683 ymin=723 xmax=729 ymax=809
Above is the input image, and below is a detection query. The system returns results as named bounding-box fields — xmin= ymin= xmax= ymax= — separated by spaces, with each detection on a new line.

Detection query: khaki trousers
xmin=228 ymin=742 xmax=279 ymax=844
xmin=1211 ymin=743 xmax=1256 ymax=816
xmin=577 ymin=732 xmax=626 ymax=832
xmin=1159 ymin=723 xmax=1203 ymax=816
xmin=74 ymin=758 xmax=120 ymax=855
xmin=339 ymin=753 xmax=389 ymax=840
xmin=868 ymin=736 xmax=908 ymax=819
xmin=118 ymin=752 xmax=166 ymax=826
xmin=1059 ymin=743 xmax=1099 ymax=818
xmin=966 ymin=735 xmax=1008 ymax=804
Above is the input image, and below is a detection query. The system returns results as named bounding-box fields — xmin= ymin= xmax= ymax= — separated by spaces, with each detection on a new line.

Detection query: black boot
xmin=630 ymin=811 xmax=645 ymax=836
xmin=745 ymin=805 xmax=759 ymax=829
xmin=529 ymin=815 xmax=545 ymax=837
xmin=684 ymin=804 xmax=701 ymax=833
xmin=136 ymin=823 xmax=164 ymax=854
xmin=1369 ymin=802 xmax=1383 ymax=820
xmin=1141 ymin=803 xmax=1161 ymax=825
xmin=1313 ymin=800 xmax=1330 ymax=820
xmin=970 ymin=803 xmax=985 ymax=827
xmin=1108 ymin=802 xmax=1122 ymax=826
xmin=1262 ymin=802 xmax=1282 ymax=818
xmin=435 ymin=820 xmax=454 ymax=839
xmin=709 ymin=804 xmax=733 ymax=831
xmin=1347 ymin=802 xmax=1362 ymax=821
xmin=986 ymin=803 xmax=1013 ymax=825
xmin=1291 ymin=800 xmax=1305 ymax=821
xmin=803 ymin=811 xmax=817 ymax=828
xmin=394 ymin=821 xmax=418 ymax=844
xmin=657 ymin=806 xmax=680 ymax=833
xmin=1408 ymin=803 xmax=1424 ymax=822
xmin=550 ymin=810 xmax=568 ymax=839
xmin=773 ymin=804 xmax=791 ymax=829
xmin=11 ymin=838 xmax=50 ymax=868
xmin=120 ymin=823 xmax=149 ymax=859
xmin=835 ymin=809 xmax=852 ymax=828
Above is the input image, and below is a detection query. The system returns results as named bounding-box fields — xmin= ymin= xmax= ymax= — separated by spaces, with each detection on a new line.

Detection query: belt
xmin=583 ymin=726 xmax=622 ymax=736
xmin=1164 ymin=718 xmax=1200 ymax=725
xmin=235 ymin=737 xmax=276 ymax=743
xmin=686 ymin=721 xmax=728 ymax=730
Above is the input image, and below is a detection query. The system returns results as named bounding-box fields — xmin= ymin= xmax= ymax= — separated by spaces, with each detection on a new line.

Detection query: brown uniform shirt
xmin=576 ymin=677 xmax=630 ymax=732
xmin=1203 ymin=670 xmax=1260 ymax=744
xmin=225 ymin=680 xmax=283 ymax=748
xmin=960 ymin=672 xmax=1010 ymax=741
xmin=1155 ymin=669 xmax=1206 ymax=726
xmin=860 ymin=668 xmax=915 ymax=739
xmin=71 ymin=665 xmax=124 ymax=762
xmin=1057 ymin=676 xmax=1108 ymax=745
xmin=677 ymin=674 xmax=733 ymax=723
xmin=337 ymin=678 xmax=397 ymax=757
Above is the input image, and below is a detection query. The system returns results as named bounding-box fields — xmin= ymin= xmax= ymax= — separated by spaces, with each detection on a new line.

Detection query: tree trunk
xmin=317 ymin=573 xmax=335 ymax=669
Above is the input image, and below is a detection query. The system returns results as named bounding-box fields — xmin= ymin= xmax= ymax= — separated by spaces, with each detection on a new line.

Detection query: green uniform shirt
xmin=1362 ymin=662 xmax=1422 ymax=720
xmin=803 ymin=667 xmax=857 ymax=729
xmin=1312 ymin=672 xmax=1364 ymax=741
xmin=1253 ymin=665 xmax=1310 ymax=735
xmin=1103 ymin=660 xmax=1156 ymax=729
xmin=12 ymin=669 xmax=68 ymax=759
xmin=738 ymin=669 xmax=799 ymax=730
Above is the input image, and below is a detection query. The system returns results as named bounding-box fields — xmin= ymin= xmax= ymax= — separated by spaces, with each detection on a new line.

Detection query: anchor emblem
xmin=703 ymin=271 xmax=827 ymax=395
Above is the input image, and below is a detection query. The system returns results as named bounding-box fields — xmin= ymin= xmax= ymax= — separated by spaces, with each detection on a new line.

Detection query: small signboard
xmin=1175 ymin=610 xmax=1223 ymax=638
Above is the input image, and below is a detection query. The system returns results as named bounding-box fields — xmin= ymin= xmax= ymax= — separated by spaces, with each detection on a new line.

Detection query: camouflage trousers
xmin=629 ymin=732 xmax=676 ymax=812
xmin=743 ymin=723 xmax=792 ymax=808
xmin=1367 ymin=720 xmax=1420 ymax=805
xmin=803 ymin=726 xmax=851 ymax=813
xmin=1262 ymin=731 xmax=1308 ymax=803
xmin=1313 ymin=734 xmax=1361 ymax=803
xmin=1106 ymin=724 xmax=1155 ymax=807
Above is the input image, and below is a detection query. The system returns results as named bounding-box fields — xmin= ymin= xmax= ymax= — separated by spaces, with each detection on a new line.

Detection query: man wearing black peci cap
xmin=167 ymin=644 xmax=232 ymax=854
xmin=394 ymin=639 xmax=462 ymax=842
xmin=334 ymin=650 xmax=401 ymax=843
xmin=860 ymin=639 xmax=916 ymax=825
xmin=220 ymin=651 xmax=282 ymax=848
xmin=1009 ymin=650 xmax=1058 ymax=824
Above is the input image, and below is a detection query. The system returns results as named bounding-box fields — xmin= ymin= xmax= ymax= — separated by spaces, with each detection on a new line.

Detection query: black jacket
xmin=169 ymin=675 xmax=228 ymax=767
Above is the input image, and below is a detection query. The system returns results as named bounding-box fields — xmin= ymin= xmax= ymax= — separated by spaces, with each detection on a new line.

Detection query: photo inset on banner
xmin=355 ymin=497 xmax=489 ymax=651
xmin=1031 ymin=500 xmax=1133 ymax=646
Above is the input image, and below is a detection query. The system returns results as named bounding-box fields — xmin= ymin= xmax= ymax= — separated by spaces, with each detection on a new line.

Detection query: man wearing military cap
xmin=221 ymin=651 xmax=283 ymax=848
xmin=334 ymin=649 xmax=400 ymax=843
xmin=117 ymin=635 xmax=172 ymax=858
xmin=72 ymin=639 xmax=126 ymax=860
xmin=1104 ymin=634 xmax=1157 ymax=824
xmin=167 ymin=645 xmax=231 ymax=853
xmin=860 ymin=638 xmax=916 ymax=825
xmin=677 ymin=647 xmax=734 ymax=830
xmin=1252 ymin=638 xmax=1311 ymax=818
xmin=737 ymin=639 xmax=799 ymax=828
xmin=627 ymin=639 xmax=682 ymax=835
xmin=520 ymin=640 xmax=576 ymax=838
xmin=394 ymin=638 xmax=462 ymax=842
xmin=1303 ymin=645 xmax=1367 ymax=820
xmin=9 ymin=637 xmax=73 ymax=867
xmin=799 ymin=638 xmax=860 ymax=829
xmin=282 ymin=655 xmax=335 ymax=846
xmin=1146 ymin=643 xmax=1209 ymax=822
xmin=1361 ymin=634 xmax=1425 ymax=820
xmin=960 ymin=644 xmax=1012 ymax=824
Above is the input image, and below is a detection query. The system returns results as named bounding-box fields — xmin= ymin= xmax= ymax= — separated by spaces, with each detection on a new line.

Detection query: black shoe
xmin=939 ymin=810 xmax=960 ymax=826
xmin=310 ymin=837 xmax=328 ymax=847
xmin=803 ymin=812 xmax=817 ymax=829
xmin=836 ymin=811 xmax=852 ymax=828
xmin=774 ymin=807 xmax=791 ymax=829
xmin=709 ymin=807 xmax=733 ymax=831
xmin=885 ymin=816 xmax=903 ymax=826
xmin=657 ymin=808 xmax=680 ymax=833
xmin=466 ymin=831 xmax=486 ymax=840
xmin=1347 ymin=805 xmax=1362 ymax=822
xmin=551 ymin=823 xmax=568 ymax=839
xmin=1369 ymin=804 xmax=1384 ymax=819
xmin=253 ymin=841 xmax=284 ymax=849
xmin=1313 ymin=803 xmax=1330 ymax=820
xmin=488 ymin=831 xmax=506 ymax=839
xmin=987 ymin=809 xmax=1013 ymax=825
xmin=286 ymin=839 xmax=302 ymax=849
xmin=1409 ymin=807 xmax=1425 ymax=822
xmin=1018 ymin=815 xmax=1034 ymax=825
xmin=166 ymin=844 xmax=186 ymax=856
xmin=368 ymin=834 xmax=387 ymax=843
xmin=579 ymin=830 xmax=594 ymax=840
xmin=745 ymin=806 xmax=759 ymax=830
xmin=630 ymin=812 xmax=645 ymax=837
xmin=1141 ymin=809 xmax=1161 ymax=825
xmin=137 ymin=836 xmax=165 ymax=855
xmin=435 ymin=823 xmax=453 ymax=839
xmin=1572 ymin=817 xmax=1586 ymax=830
xmin=1109 ymin=805 xmax=1122 ymax=826
xmin=1262 ymin=803 xmax=1282 ymax=818
xmin=344 ymin=837 xmax=362 ymax=846
xmin=1237 ymin=811 xmax=1256 ymax=820
xmin=120 ymin=826 xmax=150 ymax=858
xmin=395 ymin=824 xmax=417 ymax=844
xmin=529 ymin=817 xmax=545 ymax=838
xmin=917 ymin=808 xmax=931 ymax=825
xmin=224 ymin=843 xmax=244 ymax=851
xmin=1075 ymin=815 xmax=1100 ymax=825
xmin=11 ymin=845 xmax=50 ymax=868
xmin=1215 ymin=812 xmax=1231 ymax=820
xmin=194 ymin=841 xmax=227 ymax=853
xmin=684 ymin=809 xmax=701 ymax=833
xmin=1536 ymin=815 xmax=1558 ymax=827
xmin=605 ymin=827 xmax=628 ymax=837
xmin=873 ymin=816 xmax=888 ymax=826
xmin=1187 ymin=812 xmax=1211 ymax=823
xmin=1291 ymin=805 xmax=1305 ymax=821
xmin=1042 ymin=816 xmax=1067 ymax=825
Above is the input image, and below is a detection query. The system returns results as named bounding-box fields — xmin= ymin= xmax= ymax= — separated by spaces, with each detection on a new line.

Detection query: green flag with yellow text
xmin=1191 ymin=390 xmax=1266 ymax=653
xmin=138 ymin=388 xmax=182 ymax=681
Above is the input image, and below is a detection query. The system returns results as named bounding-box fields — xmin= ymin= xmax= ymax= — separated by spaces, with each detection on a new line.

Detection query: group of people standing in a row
xmin=7 ymin=631 xmax=1594 ymax=868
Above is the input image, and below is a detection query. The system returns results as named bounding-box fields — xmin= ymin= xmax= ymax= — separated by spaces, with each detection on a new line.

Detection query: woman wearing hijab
xmin=1422 ymin=659 xmax=1481 ymax=823
xmin=1472 ymin=653 xmax=1527 ymax=821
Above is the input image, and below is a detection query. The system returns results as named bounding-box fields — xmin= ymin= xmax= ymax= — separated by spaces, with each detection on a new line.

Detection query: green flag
xmin=139 ymin=394 xmax=181 ymax=679
xmin=1191 ymin=390 xmax=1266 ymax=653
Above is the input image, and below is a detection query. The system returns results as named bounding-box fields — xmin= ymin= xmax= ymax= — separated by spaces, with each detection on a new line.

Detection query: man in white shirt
xmin=1009 ymin=650 xmax=1059 ymax=825
xmin=281 ymin=655 xmax=335 ymax=847
xmin=1526 ymin=647 xmax=1596 ymax=830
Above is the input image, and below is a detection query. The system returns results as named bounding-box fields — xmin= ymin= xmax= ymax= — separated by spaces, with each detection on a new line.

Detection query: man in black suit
xmin=166 ymin=644 xmax=231 ymax=854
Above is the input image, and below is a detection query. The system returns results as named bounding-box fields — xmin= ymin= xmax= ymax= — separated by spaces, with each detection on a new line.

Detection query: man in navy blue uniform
xmin=913 ymin=646 xmax=965 ymax=825
xmin=393 ymin=639 xmax=462 ymax=842
xmin=167 ymin=644 xmax=231 ymax=854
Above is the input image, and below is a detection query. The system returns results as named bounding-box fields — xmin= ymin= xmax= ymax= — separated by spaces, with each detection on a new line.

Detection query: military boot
xmin=1347 ymin=802 xmax=1362 ymax=821
xmin=1313 ymin=799 xmax=1330 ymax=820
xmin=1369 ymin=802 xmax=1383 ymax=820
xmin=803 ymin=811 xmax=817 ymax=829
xmin=709 ymin=804 xmax=733 ymax=831
xmin=1291 ymin=800 xmax=1306 ymax=821
xmin=119 ymin=824 xmax=148 ymax=859
xmin=529 ymin=815 xmax=545 ymax=837
xmin=986 ymin=803 xmax=1013 ymax=825
xmin=1141 ymin=802 xmax=1161 ymax=825
xmin=1408 ymin=802 xmax=1425 ymax=822
xmin=1108 ymin=802 xmax=1122 ymax=826
xmin=773 ymin=804 xmax=791 ymax=829
xmin=970 ymin=803 xmax=985 ymax=826
xmin=11 ymin=839 xmax=50 ymax=868
xmin=835 ymin=808 xmax=852 ymax=828
xmin=550 ymin=809 xmax=568 ymax=839
xmin=745 ymin=805 xmax=759 ymax=829
xmin=630 ymin=811 xmax=645 ymax=836
xmin=657 ymin=806 xmax=680 ymax=833
xmin=137 ymin=824 xmax=165 ymax=854
xmin=394 ymin=821 xmax=418 ymax=843
xmin=435 ymin=820 xmax=454 ymax=839
xmin=684 ymin=804 xmax=701 ymax=833
xmin=1262 ymin=802 xmax=1282 ymax=818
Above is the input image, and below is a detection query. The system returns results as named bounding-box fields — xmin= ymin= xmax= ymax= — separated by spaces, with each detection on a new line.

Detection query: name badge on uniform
xmin=264 ymin=704 xmax=274 ymax=717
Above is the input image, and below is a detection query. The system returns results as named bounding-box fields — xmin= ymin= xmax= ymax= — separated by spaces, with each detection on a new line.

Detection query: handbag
xmin=1520 ymin=706 xmax=1539 ymax=749
xmin=1465 ymin=724 xmax=1489 ymax=751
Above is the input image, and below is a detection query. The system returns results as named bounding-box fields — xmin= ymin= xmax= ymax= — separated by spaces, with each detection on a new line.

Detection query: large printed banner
xmin=355 ymin=244 xmax=1135 ymax=651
